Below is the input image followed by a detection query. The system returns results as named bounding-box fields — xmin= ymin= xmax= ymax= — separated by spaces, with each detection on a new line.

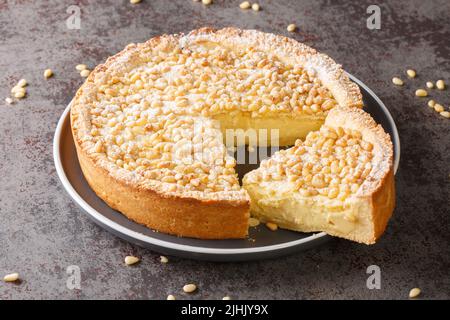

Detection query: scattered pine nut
xmin=76 ymin=64 xmax=87 ymax=71
xmin=14 ymin=90 xmax=26 ymax=99
xmin=252 ymin=3 xmax=260 ymax=11
xmin=409 ymin=287 xmax=421 ymax=298
xmin=436 ymin=79 xmax=445 ymax=90
xmin=428 ymin=100 xmax=436 ymax=108
xmin=130 ymin=0 xmax=141 ymax=4
xmin=183 ymin=283 xmax=197 ymax=293
xmin=406 ymin=69 xmax=416 ymax=78
xmin=44 ymin=69 xmax=53 ymax=79
xmin=80 ymin=69 xmax=91 ymax=77
xmin=222 ymin=296 xmax=231 ymax=300
xmin=5 ymin=97 xmax=13 ymax=104
xmin=248 ymin=217 xmax=260 ymax=227
xmin=160 ymin=256 xmax=169 ymax=263
xmin=392 ymin=77 xmax=403 ymax=86
xmin=266 ymin=222 xmax=278 ymax=231
xmin=239 ymin=1 xmax=250 ymax=9
xmin=124 ymin=255 xmax=140 ymax=265
xmin=167 ymin=294 xmax=176 ymax=300
xmin=426 ymin=81 xmax=434 ymax=89
xmin=434 ymin=104 xmax=444 ymax=113
xmin=440 ymin=111 xmax=450 ymax=118
xmin=202 ymin=0 xmax=212 ymax=5
xmin=287 ymin=24 xmax=297 ymax=32
xmin=3 ymin=273 xmax=19 ymax=282
xmin=17 ymin=79 xmax=27 ymax=87
xmin=415 ymin=89 xmax=427 ymax=97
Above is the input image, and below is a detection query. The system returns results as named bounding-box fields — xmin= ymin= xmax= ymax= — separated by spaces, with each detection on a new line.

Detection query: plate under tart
xmin=53 ymin=73 xmax=400 ymax=261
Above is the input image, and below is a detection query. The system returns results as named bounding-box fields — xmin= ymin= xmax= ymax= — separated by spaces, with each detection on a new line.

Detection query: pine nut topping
xmin=427 ymin=100 xmax=436 ymax=108
xmin=160 ymin=256 xmax=169 ymax=263
xmin=426 ymin=81 xmax=434 ymax=89
xmin=287 ymin=24 xmax=297 ymax=32
xmin=251 ymin=3 xmax=260 ymax=11
xmin=202 ymin=0 xmax=212 ymax=5
xmin=436 ymin=79 xmax=445 ymax=90
xmin=409 ymin=288 xmax=421 ymax=298
xmin=266 ymin=222 xmax=278 ymax=231
xmin=44 ymin=69 xmax=53 ymax=79
xmin=434 ymin=104 xmax=444 ymax=113
xmin=167 ymin=294 xmax=176 ymax=300
xmin=440 ymin=111 xmax=450 ymax=118
xmin=130 ymin=0 xmax=141 ymax=4
xmin=3 ymin=273 xmax=19 ymax=282
xmin=239 ymin=1 xmax=250 ymax=9
xmin=248 ymin=217 xmax=260 ymax=227
xmin=80 ymin=69 xmax=91 ymax=77
xmin=392 ymin=77 xmax=403 ymax=86
xmin=124 ymin=255 xmax=140 ymax=265
xmin=406 ymin=69 xmax=416 ymax=78
xmin=14 ymin=90 xmax=26 ymax=99
xmin=183 ymin=283 xmax=197 ymax=293
xmin=415 ymin=89 xmax=427 ymax=97
xmin=223 ymin=296 xmax=231 ymax=300
xmin=5 ymin=97 xmax=13 ymax=104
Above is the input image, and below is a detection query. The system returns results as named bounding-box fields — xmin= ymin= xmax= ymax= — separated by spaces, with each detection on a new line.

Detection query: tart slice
xmin=243 ymin=107 xmax=395 ymax=244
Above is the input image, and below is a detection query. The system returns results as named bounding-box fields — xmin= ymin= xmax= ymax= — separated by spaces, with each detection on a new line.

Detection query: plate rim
xmin=53 ymin=73 xmax=400 ymax=256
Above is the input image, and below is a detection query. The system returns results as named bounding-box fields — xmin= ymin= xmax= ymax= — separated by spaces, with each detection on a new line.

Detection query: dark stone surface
xmin=0 ymin=0 xmax=449 ymax=299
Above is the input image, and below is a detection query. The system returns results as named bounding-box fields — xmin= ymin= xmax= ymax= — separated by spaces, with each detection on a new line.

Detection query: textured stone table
xmin=0 ymin=0 xmax=449 ymax=299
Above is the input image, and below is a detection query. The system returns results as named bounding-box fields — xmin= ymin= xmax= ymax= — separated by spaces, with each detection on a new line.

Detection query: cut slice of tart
xmin=71 ymin=27 xmax=364 ymax=239
xmin=243 ymin=107 xmax=395 ymax=244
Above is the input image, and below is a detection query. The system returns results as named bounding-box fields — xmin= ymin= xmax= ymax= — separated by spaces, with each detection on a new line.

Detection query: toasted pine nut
xmin=415 ymin=89 xmax=427 ymax=97
xmin=202 ymin=0 xmax=212 ymax=5
xmin=392 ymin=77 xmax=403 ymax=86
xmin=80 ymin=69 xmax=91 ymax=77
xmin=130 ymin=0 xmax=141 ymax=4
xmin=440 ymin=111 xmax=450 ymax=118
xmin=287 ymin=24 xmax=297 ymax=32
xmin=17 ymin=79 xmax=27 ymax=87
xmin=436 ymin=79 xmax=445 ymax=90
xmin=167 ymin=294 xmax=176 ymax=300
xmin=76 ymin=64 xmax=87 ymax=71
xmin=427 ymin=100 xmax=436 ymax=108
xmin=252 ymin=3 xmax=260 ymax=11
xmin=434 ymin=104 xmax=444 ymax=113
xmin=266 ymin=222 xmax=278 ymax=231
xmin=426 ymin=81 xmax=434 ymax=89
xmin=160 ymin=256 xmax=169 ymax=263
xmin=124 ymin=255 xmax=140 ymax=265
xmin=183 ymin=283 xmax=197 ymax=293
xmin=248 ymin=217 xmax=260 ymax=227
xmin=5 ymin=97 xmax=13 ymax=104
xmin=406 ymin=69 xmax=416 ymax=78
xmin=223 ymin=296 xmax=231 ymax=300
xmin=3 ymin=273 xmax=19 ymax=282
xmin=239 ymin=1 xmax=250 ymax=9
xmin=44 ymin=69 xmax=53 ymax=79
xmin=409 ymin=288 xmax=421 ymax=298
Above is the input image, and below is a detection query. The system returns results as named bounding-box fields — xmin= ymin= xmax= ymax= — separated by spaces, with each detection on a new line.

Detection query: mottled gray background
xmin=0 ymin=0 xmax=449 ymax=300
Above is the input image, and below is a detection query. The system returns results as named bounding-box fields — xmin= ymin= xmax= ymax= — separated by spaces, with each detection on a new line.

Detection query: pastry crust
xmin=70 ymin=27 xmax=365 ymax=240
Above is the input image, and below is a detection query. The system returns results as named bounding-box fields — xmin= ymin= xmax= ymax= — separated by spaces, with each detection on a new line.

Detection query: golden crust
xmin=71 ymin=27 xmax=368 ymax=240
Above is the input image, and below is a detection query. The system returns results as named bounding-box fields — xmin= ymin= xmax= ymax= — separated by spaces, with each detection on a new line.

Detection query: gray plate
xmin=53 ymin=74 xmax=400 ymax=261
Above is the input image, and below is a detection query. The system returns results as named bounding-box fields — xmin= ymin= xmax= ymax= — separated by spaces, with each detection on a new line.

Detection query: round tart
xmin=70 ymin=27 xmax=394 ymax=242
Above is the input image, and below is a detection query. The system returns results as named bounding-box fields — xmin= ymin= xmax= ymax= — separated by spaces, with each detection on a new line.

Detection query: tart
xmin=243 ymin=107 xmax=395 ymax=244
xmin=70 ymin=27 xmax=393 ymax=242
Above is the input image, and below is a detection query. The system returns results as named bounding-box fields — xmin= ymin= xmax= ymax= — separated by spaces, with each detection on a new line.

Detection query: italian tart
xmin=70 ymin=27 xmax=394 ymax=243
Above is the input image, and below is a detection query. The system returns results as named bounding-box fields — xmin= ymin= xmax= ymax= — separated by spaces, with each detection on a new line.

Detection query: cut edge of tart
xmin=243 ymin=107 xmax=395 ymax=244
xmin=70 ymin=27 xmax=372 ymax=240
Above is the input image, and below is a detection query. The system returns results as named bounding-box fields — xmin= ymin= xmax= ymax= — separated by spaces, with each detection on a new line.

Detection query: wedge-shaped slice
xmin=243 ymin=107 xmax=395 ymax=244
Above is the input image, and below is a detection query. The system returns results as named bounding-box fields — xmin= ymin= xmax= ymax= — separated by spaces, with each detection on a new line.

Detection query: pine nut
xmin=17 ymin=79 xmax=27 ymax=87
xmin=287 ymin=24 xmax=297 ymax=32
xmin=222 ymin=296 xmax=231 ymax=300
xmin=436 ymin=79 xmax=445 ymax=90
xmin=440 ymin=111 xmax=450 ymax=118
xmin=183 ymin=283 xmax=197 ymax=293
xmin=392 ymin=77 xmax=403 ymax=86
xmin=252 ymin=3 xmax=260 ymax=11
xmin=406 ymin=69 xmax=416 ymax=78
xmin=434 ymin=104 xmax=444 ymax=113
xmin=415 ymin=89 xmax=427 ymax=97
xmin=3 ymin=273 xmax=19 ymax=282
xmin=409 ymin=288 xmax=421 ymax=298
xmin=44 ymin=69 xmax=53 ymax=79
xmin=248 ymin=217 xmax=260 ymax=227
xmin=5 ymin=97 xmax=13 ymax=104
xmin=266 ymin=222 xmax=278 ymax=231
xmin=239 ymin=1 xmax=250 ymax=9
xmin=80 ymin=69 xmax=91 ymax=77
xmin=426 ymin=81 xmax=434 ymax=89
xmin=160 ymin=256 xmax=169 ymax=263
xmin=130 ymin=0 xmax=141 ymax=4
xmin=167 ymin=294 xmax=176 ymax=300
xmin=202 ymin=0 xmax=212 ymax=5
xmin=76 ymin=64 xmax=87 ymax=71
xmin=124 ymin=255 xmax=140 ymax=265
xmin=14 ymin=90 xmax=26 ymax=99
xmin=427 ymin=100 xmax=436 ymax=108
